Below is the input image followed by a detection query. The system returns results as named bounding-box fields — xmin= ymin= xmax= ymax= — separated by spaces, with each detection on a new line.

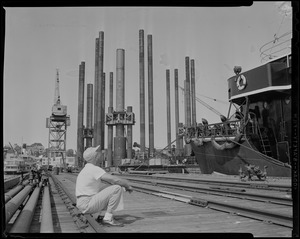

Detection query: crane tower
xmin=46 ymin=69 xmax=70 ymax=169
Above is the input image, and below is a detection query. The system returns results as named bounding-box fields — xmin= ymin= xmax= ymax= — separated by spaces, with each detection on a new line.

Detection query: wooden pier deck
xmin=51 ymin=172 xmax=292 ymax=236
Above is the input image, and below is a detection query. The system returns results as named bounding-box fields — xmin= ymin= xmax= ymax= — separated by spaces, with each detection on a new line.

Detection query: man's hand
xmin=126 ymin=185 xmax=133 ymax=193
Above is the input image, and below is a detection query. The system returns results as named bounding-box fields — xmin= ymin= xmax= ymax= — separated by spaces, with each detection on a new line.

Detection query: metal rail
xmin=131 ymin=182 xmax=293 ymax=228
xmin=118 ymin=173 xmax=291 ymax=192
xmin=121 ymin=176 xmax=292 ymax=206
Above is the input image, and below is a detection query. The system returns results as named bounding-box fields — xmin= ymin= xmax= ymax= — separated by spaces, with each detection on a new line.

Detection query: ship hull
xmin=190 ymin=138 xmax=291 ymax=177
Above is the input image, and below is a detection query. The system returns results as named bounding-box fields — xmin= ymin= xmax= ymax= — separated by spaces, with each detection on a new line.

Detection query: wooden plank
xmin=52 ymin=172 xmax=292 ymax=236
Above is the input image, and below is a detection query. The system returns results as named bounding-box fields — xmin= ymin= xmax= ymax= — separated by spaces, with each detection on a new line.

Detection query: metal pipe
xmin=5 ymin=184 xmax=24 ymax=204
xmin=185 ymin=56 xmax=191 ymax=127
xmin=127 ymin=106 xmax=133 ymax=159
xmin=86 ymin=83 xmax=93 ymax=149
xmin=148 ymin=34 xmax=154 ymax=158
xmin=107 ymin=106 xmax=113 ymax=167
xmin=184 ymin=80 xmax=188 ymax=126
xmin=191 ymin=59 xmax=196 ymax=127
xmin=139 ymin=29 xmax=146 ymax=157
xmin=109 ymin=72 xmax=113 ymax=108
xmin=178 ymin=122 xmax=184 ymax=156
xmin=166 ymin=69 xmax=171 ymax=151
xmin=77 ymin=62 xmax=85 ymax=167
xmin=93 ymin=38 xmax=99 ymax=146
xmin=95 ymin=31 xmax=104 ymax=147
xmin=114 ymin=49 xmax=126 ymax=166
xmin=174 ymin=69 xmax=180 ymax=156
xmin=5 ymin=184 xmax=33 ymax=224
xmin=99 ymin=31 xmax=104 ymax=148
xmin=9 ymin=186 xmax=41 ymax=233
xmin=107 ymin=72 xmax=114 ymax=167
xmin=40 ymin=186 xmax=54 ymax=233
xmin=4 ymin=175 xmax=21 ymax=191
xmin=101 ymin=72 xmax=106 ymax=150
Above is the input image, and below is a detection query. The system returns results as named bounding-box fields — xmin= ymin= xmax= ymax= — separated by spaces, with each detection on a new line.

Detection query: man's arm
xmin=101 ymin=173 xmax=133 ymax=192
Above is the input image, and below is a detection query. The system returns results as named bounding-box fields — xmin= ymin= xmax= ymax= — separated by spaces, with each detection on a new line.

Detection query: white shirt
xmin=75 ymin=163 xmax=107 ymax=197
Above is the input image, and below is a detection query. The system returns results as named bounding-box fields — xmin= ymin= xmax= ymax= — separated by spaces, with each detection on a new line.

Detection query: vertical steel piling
xmin=139 ymin=29 xmax=146 ymax=160
xmin=174 ymin=69 xmax=180 ymax=156
xmin=107 ymin=72 xmax=114 ymax=166
xmin=191 ymin=59 xmax=196 ymax=127
xmin=114 ymin=49 xmax=126 ymax=166
xmin=93 ymin=38 xmax=99 ymax=146
xmin=148 ymin=34 xmax=154 ymax=158
xmin=77 ymin=62 xmax=85 ymax=167
xmin=86 ymin=83 xmax=93 ymax=149
xmin=166 ymin=69 xmax=171 ymax=152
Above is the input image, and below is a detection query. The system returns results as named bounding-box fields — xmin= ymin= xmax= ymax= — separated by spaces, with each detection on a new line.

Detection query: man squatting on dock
xmin=76 ymin=145 xmax=133 ymax=227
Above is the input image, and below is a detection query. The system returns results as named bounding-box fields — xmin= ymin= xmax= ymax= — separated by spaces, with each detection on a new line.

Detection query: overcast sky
xmin=3 ymin=2 xmax=292 ymax=150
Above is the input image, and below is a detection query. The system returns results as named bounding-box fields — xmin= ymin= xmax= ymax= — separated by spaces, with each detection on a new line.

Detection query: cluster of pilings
xmin=77 ymin=31 xmax=137 ymax=168
xmin=76 ymin=29 xmax=198 ymax=168
xmin=165 ymin=57 xmax=197 ymax=156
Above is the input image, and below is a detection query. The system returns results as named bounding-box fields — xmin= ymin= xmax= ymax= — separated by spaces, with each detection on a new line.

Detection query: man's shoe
xmin=95 ymin=215 xmax=104 ymax=223
xmin=102 ymin=218 xmax=124 ymax=227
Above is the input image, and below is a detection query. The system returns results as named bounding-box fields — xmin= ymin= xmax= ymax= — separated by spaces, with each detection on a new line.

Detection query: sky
xmin=3 ymin=2 xmax=293 ymax=151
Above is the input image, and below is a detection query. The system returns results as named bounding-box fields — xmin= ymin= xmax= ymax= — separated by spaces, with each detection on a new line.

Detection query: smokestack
xmin=174 ymin=69 xmax=180 ymax=156
xmin=114 ymin=49 xmax=126 ymax=165
xmin=166 ymin=69 xmax=171 ymax=151
xmin=148 ymin=34 xmax=154 ymax=158
xmin=107 ymin=72 xmax=114 ymax=167
xmin=77 ymin=62 xmax=85 ymax=168
xmin=93 ymin=38 xmax=99 ymax=146
xmin=139 ymin=29 xmax=146 ymax=160
xmin=86 ymin=83 xmax=93 ymax=149
xmin=191 ymin=59 xmax=196 ymax=126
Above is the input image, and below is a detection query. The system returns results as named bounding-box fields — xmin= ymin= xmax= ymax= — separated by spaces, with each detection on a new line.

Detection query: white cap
xmin=83 ymin=145 xmax=100 ymax=163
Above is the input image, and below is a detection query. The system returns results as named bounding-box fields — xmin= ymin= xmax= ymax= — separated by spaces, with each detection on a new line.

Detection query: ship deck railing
xmin=185 ymin=120 xmax=242 ymax=138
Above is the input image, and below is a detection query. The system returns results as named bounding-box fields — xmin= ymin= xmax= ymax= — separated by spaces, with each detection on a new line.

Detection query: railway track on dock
xmin=118 ymin=173 xmax=293 ymax=228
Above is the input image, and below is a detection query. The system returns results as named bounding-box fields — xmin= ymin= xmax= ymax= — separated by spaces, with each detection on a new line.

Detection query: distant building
xmin=26 ymin=143 xmax=45 ymax=156
xmin=41 ymin=156 xmax=75 ymax=167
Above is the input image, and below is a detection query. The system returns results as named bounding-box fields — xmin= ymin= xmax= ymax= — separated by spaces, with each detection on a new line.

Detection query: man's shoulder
xmin=83 ymin=163 xmax=106 ymax=173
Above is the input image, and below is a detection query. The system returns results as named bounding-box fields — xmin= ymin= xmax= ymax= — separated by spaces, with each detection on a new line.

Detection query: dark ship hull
xmin=190 ymin=138 xmax=291 ymax=177
xmin=184 ymin=53 xmax=292 ymax=178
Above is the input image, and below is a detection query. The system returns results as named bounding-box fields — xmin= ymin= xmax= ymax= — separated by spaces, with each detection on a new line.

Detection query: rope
xmin=226 ymin=136 xmax=289 ymax=167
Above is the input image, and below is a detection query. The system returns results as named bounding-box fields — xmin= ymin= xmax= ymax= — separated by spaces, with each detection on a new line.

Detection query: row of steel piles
xmin=76 ymin=32 xmax=134 ymax=168
xmin=139 ymin=30 xmax=156 ymax=160
xmin=165 ymin=69 xmax=185 ymax=156
xmin=166 ymin=57 xmax=196 ymax=156
xmin=165 ymin=57 xmax=196 ymax=156
xmin=184 ymin=57 xmax=197 ymax=155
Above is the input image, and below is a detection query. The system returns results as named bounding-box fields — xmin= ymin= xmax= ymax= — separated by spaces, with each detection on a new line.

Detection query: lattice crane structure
xmin=46 ymin=69 xmax=70 ymax=169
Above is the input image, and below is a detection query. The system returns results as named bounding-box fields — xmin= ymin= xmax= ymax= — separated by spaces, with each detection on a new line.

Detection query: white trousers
xmin=77 ymin=185 xmax=124 ymax=214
